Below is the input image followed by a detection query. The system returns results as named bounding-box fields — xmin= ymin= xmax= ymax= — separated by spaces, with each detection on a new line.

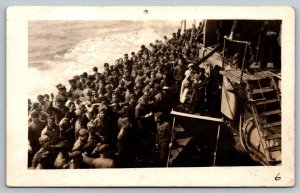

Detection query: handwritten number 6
xmin=275 ymin=173 xmax=281 ymax=181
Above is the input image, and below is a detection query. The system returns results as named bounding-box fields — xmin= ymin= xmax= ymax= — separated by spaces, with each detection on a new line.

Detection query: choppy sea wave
xmin=28 ymin=20 xmax=190 ymax=100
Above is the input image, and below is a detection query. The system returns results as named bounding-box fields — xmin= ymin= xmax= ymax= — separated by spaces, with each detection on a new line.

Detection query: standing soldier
xmin=55 ymin=84 xmax=68 ymax=105
xmin=68 ymin=79 xmax=77 ymax=96
xmin=260 ymin=20 xmax=281 ymax=69
xmin=53 ymin=116 xmax=76 ymax=168
xmin=36 ymin=116 xmax=60 ymax=168
xmin=40 ymin=116 xmax=60 ymax=146
xmin=37 ymin=94 xmax=50 ymax=112
xmin=93 ymin=106 xmax=116 ymax=146
xmin=154 ymin=112 xmax=172 ymax=166
xmin=48 ymin=96 xmax=69 ymax=125
xmin=28 ymin=110 xmax=47 ymax=166
xmin=116 ymin=110 xmax=136 ymax=168
xmin=135 ymin=96 xmax=155 ymax=156
xmin=191 ymin=67 xmax=207 ymax=114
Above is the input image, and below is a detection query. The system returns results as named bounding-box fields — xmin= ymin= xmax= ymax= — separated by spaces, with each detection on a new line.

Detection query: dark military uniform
xmin=135 ymin=102 xmax=155 ymax=153
xmin=28 ymin=120 xmax=47 ymax=157
xmin=260 ymin=20 xmax=281 ymax=69
xmin=156 ymin=121 xmax=172 ymax=160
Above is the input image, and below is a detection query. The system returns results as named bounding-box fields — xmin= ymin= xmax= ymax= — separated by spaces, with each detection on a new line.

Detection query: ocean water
xmin=28 ymin=20 xmax=185 ymax=101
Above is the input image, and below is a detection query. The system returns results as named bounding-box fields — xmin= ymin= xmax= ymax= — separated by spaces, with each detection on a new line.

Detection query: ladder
xmin=245 ymin=76 xmax=281 ymax=164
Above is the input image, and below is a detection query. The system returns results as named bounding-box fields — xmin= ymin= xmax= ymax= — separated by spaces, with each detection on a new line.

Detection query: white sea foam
xmin=28 ymin=20 xmax=192 ymax=101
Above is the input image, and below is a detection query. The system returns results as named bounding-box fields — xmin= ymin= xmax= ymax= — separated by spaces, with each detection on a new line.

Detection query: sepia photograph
xmin=6 ymin=6 xmax=295 ymax=187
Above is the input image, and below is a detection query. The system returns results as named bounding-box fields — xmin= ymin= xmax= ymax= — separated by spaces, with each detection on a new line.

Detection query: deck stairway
xmin=220 ymin=69 xmax=281 ymax=165
xmin=168 ymin=125 xmax=192 ymax=165
xmin=246 ymin=76 xmax=281 ymax=164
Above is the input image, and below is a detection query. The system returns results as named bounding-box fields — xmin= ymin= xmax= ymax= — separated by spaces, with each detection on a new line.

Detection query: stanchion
xmin=213 ymin=117 xmax=224 ymax=166
xmin=166 ymin=116 xmax=176 ymax=167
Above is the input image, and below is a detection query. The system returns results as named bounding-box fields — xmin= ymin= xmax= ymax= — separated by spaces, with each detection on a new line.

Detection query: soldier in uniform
xmin=93 ymin=106 xmax=116 ymax=146
xmin=259 ymin=20 xmax=281 ymax=69
xmin=40 ymin=116 xmax=60 ymax=146
xmin=37 ymin=94 xmax=50 ymax=112
xmin=135 ymin=96 xmax=155 ymax=156
xmin=116 ymin=112 xmax=136 ymax=167
xmin=154 ymin=112 xmax=172 ymax=166
xmin=28 ymin=111 xmax=47 ymax=165
xmin=68 ymin=78 xmax=77 ymax=96
xmin=48 ymin=95 xmax=69 ymax=125
xmin=64 ymin=151 xmax=85 ymax=169
xmin=55 ymin=84 xmax=68 ymax=105
xmin=84 ymin=122 xmax=102 ymax=155
xmin=53 ymin=116 xmax=76 ymax=168
xmin=28 ymin=102 xmax=49 ymax=122
xmin=31 ymin=135 xmax=57 ymax=169
xmin=71 ymin=128 xmax=89 ymax=153
xmin=82 ymin=144 xmax=115 ymax=168
xmin=191 ymin=67 xmax=207 ymax=114
xmin=73 ymin=82 xmax=84 ymax=97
